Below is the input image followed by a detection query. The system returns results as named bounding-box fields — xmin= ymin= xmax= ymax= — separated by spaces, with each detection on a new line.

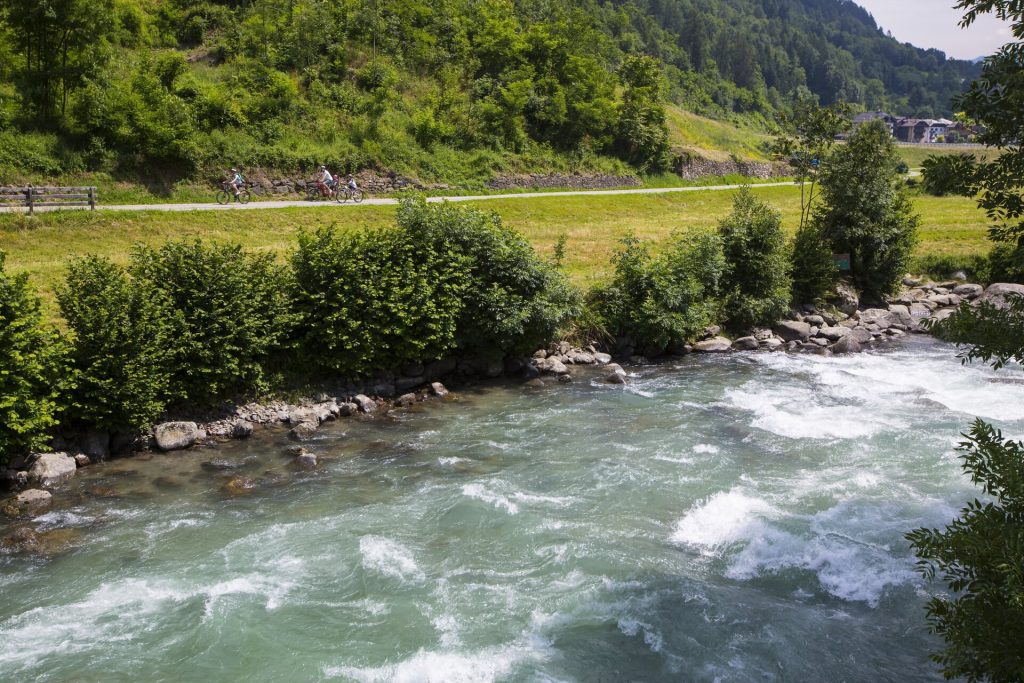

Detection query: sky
xmin=854 ymin=0 xmax=1013 ymax=60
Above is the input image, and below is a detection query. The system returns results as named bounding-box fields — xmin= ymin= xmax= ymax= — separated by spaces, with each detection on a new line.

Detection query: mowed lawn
xmin=0 ymin=185 xmax=990 ymax=315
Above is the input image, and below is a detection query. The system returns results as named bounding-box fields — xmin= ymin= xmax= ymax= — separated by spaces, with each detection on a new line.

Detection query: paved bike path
xmin=1 ymin=181 xmax=798 ymax=214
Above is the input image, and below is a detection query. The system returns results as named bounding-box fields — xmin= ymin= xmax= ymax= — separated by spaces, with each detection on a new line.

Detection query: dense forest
xmin=0 ymin=0 xmax=980 ymax=184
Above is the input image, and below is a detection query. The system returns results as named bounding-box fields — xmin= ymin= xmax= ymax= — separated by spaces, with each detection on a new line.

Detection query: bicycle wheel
xmin=335 ymin=188 xmax=347 ymax=204
xmin=238 ymin=190 xmax=251 ymax=205
xmin=352 ymin=189 xmax=364 ymax=204
xmin=306 ymin=185 xmax=319 ymax=201
xmin=215 ymin=190 xmax=230 ymax=205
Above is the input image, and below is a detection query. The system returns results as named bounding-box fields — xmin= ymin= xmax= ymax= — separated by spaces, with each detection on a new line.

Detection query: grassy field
xmin=896 ymin=143 xmax=1000 ymax=168
xmin=0 ymin=184 xmax=990 ymax=317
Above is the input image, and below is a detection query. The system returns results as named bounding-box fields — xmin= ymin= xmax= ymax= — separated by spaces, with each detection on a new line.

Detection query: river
xmin=1 ymin=337 xmax=1021 ymax=682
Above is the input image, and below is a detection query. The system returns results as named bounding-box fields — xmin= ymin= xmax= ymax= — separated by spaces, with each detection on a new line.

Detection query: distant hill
xmin=0 ymin=0 xmax=982 ymax=185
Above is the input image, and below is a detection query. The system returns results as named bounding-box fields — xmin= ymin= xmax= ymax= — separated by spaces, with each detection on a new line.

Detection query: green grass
xmin=0 ymin=185 xmax=991 ymax=319
xmin=896 ymin=143 xmax=1001 ymax=168
xmin=665 ymin=106 xmax=772 ymax=161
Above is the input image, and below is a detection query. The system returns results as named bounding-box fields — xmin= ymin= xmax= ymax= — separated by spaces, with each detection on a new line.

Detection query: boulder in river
xmin=773 ymin=321 xmax=812 ymax=342
xmin=221 ymin=476 xmax=258 ymax=496
xmin=3 ymin=489 xmax=52 ymax=516
xmin=289 ymin=422 xmax=319 ymax=442
xmin=154 ymin=422 xmax=201 ymax=451
xmin=953 ymin=283 xmax=983 ymax=299
xmin=27 ymin=453 xmax=77 ymax=488
xmin=430 ymin=382 xmax=450 ymax=398
xmin=593 ymin=352 xmax=612 ymax=365
xmin=831 ymin=336 xmax=862 ymax=354
xmin=395 ymin=393 xmax=417 ymax=407
xmin=693 ymin=336 xmax=733 ymax=353
xmin=817 ymin=326 xmax=849 ymax=342
xmin=353 ymin=395 xmax=377 ymax=413
xmin=605 ymin=364 xmax=628 ymax=384
xmin=294 ymin=450 xmax=318 ymax=470
xmin=731 ymin=336 xmax=759 ymax=351
xmin=974 ymin=283 xmax=1024 ymax=309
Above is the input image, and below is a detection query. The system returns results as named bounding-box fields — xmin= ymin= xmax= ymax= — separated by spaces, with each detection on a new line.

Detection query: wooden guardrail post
xmin=88 ymin=186 xmax=96 ymax=211
xmin=26 ymin=185 xmax=34 ymax=215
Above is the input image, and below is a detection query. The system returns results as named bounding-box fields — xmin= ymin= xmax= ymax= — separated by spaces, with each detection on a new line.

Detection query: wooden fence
xmin=0 ymin=186 xmax=97 ymax=214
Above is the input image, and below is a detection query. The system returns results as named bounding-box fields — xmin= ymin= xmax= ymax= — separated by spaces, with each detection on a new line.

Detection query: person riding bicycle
xmin=317 ymin=165 xmax=335 ymax=197
xmin=226 ymin=168 xmax=244 ymax=197
xmin=346 ymin=174 xmax=358 ymax=191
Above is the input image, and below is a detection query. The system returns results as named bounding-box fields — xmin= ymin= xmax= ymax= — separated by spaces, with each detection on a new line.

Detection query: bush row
xmin=0 ymin=197 xmax=576 ymax=465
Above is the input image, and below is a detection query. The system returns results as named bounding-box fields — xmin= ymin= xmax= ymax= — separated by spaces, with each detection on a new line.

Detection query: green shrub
xmin=58 ymin=256 xmax=177 ymax=433
xmin=290 ymin=223 xmax=467 ymax=377
xmin=593 ymin=231 xmax=722 ymax=355
xmin=396 ymin=196 xmax=579 ymax=358
xmin=815 ymin=120 xmax=919 ymax=300
xmin=0 ymin=251 xmax=63 ymax=464
xmin=718 ymin=188 xmax=792 ymax=330
xmin=132 ymin=240 xmax=293 ymax=403
xmin=921 ymin=153 xmax=978 ymax=197
xmin=987 ymin=241 xmax=1024 ymax=284
xmin=910 ymin=253 xmax=991 ymax=283
xmin=790 ymin=222 xmax=839 ymax=303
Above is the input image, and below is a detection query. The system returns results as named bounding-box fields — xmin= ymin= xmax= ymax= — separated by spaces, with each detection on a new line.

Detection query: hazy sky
xmin=855 ymin=0 xmax=1013 ymax=60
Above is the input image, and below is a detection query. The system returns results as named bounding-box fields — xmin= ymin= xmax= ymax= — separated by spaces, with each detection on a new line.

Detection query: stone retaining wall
xmin=484 ymin=173 xmax=641 ymax=191
xmin=672 ymin=154 xmax=791 ymax=181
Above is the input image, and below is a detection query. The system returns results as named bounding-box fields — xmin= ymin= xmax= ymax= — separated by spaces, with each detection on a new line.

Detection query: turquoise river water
xmin=2 ymin=338 xmax=1022 ymax=682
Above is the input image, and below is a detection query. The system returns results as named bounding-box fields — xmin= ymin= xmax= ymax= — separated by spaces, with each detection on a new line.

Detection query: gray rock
xmin=809 ymin=337 xmax=829 ymax=347
xmin=761 ymin=337 xmax=784 ymax=351
xmin=731 ymin=336 xmax=759 ymax=351
xmin=693 ymin=336 xmax=733 ymax=353
xmin=902 ymin=275 xmax=921 ymax=287
xmin=15 ymin=489 xmax=52 ymax=511
xmin=570 ymin=352 xmax=595 ymax=365
xmin=885 ymin=305 xmax=914 ymax=328
xmin=337 ymin=402 xmax=358 ymax=417
xmin=909 ymin=303 xmax=932 ymax=320
xmin=537 ymin=357 xmax=569 ymax=375
xmin=593 ymin=352 xmax=612 ymax=365
xmin=974 ymin=283 xmax=1024 ymax=310
xmin=289 ymin=422 xmax=319 ymax=441
xmin=830 ymin=281 xmax=859 ymax=315
xmin=295 ymin=452 xmax=318 ymax=470
xmin=701 ymin=325 xmax=722 ymax=339
xmin=773 ymin=321 xmax=812 ymax=342
xmin=753 ymin=328 xmax=774 ymax=341
xmin=288 ymin=406 xmax=321 ymax=426
xmin=353 ymin=395 xmax=377 ymax=413
xmin=849 ymin=328 xmax=874 ymax=344
xmin=231 ymin=420 xmax=254 ymax=438
xmin=430 ymin=382 xmax=449 ymax=398
xmin=525 ymin=378 xmax=546 ymax=388
xmin=73 ymin=454 xmax=91 ymax=468
xmin=953 ymin=283 xmax=984 ymax=299
xmin=858 ymin=308 xmax=895 ymax=328
xmin=27 ymin=453 xmax=77 ymax=488
xmin=817 ymin=326 xmax=850 ymax=342
xmin=831 ymin=336 xmax=863 ymax=354
xmin=154 ymin=422 xmax=200 ymax=451
xmin=951 ymin=270 xmax=968 ymax=281
xmin=558 ymin=373 xmax=573 ymax=383
xmin=605 ymin=369 xmax=627 ymax=384
xmin=532 ymin=349 xmax=547 ymax=359
xmin=395 ymin=393 xmax=417 ymax=407
xmin=804 ymin=314 xmax=825 ymax=326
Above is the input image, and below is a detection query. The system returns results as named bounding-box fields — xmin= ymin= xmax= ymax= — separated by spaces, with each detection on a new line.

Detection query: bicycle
xmin=216 ymin=182 xmax=251 ymax=205
xmin=336 ymin=186 xmax=365 ymax=203
xmin=306 ymin=181 xmax=336 ymax=201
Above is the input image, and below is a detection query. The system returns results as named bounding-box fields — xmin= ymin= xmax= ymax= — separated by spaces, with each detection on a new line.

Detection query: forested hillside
xmin=0 ymin=0 xmax=980 ymax=186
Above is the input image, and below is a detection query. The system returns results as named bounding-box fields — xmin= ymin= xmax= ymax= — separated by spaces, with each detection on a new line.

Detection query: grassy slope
xmin=665 ymin=106 xmax=772 ymax=161
xmin=0 ymin=185 xmax=989 ymax=319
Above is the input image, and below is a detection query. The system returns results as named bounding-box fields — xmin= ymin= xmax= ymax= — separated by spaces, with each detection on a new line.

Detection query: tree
xmin=614 ymin=55 xmax=671 ymax=172
xmin=908 ymin=11 xmax=1024 ymax=680
xmin=0 ymin=251 xmax=63 ymax=464
xmin=770 ymin=97 xmax=852 ymax=232
xmin=717 ymin=187 xmax=792 ymax=330
xmin=0 ymin=0 xmax=116 ymax=124
xmin=813 ymin=119 xmax=919 ymax=300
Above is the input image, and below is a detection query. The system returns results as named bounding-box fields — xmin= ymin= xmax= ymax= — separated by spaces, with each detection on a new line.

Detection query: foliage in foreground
xmin=906 ymin=419 xmax=1024 ymax=683
xmin=0 ymin=252 xmax=63 ymax=465
xmin=921 ymin=153 xmax=979 ymax=197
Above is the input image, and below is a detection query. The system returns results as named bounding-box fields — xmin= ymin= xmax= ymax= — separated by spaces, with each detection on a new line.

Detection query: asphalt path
xmin=1 ymin=180 xmax=800 ymax=214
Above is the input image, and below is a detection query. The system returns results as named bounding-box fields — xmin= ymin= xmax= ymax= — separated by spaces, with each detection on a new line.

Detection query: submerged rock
xmin=294 ymin=450 xmax=318 ymax=470
xmin=28 ymin=453 xmax=77 ymax=488
xmin=154 ymin=422 xmax=201 ymax=451
xmin=221 ymin=476 xmax=258 ymax=496
xmin=289 ymin=422 xmax=319 ymax=442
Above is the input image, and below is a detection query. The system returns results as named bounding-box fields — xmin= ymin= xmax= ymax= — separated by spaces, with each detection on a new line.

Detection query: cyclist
xmin=226 ymin=168 xmax=244 ymax=198
xmin=317 ymin=165 xmax=335 ymax=198
xmin=346 ymin=174 xmax=358 ymax=192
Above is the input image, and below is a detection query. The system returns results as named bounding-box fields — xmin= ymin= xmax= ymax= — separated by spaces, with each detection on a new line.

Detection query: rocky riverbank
xmin=3 ymin=278 xmax=1016 ymax=533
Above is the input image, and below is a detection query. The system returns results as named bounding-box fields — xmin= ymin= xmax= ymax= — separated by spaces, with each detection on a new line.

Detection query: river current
xmin=2 ymin=337 xmax=1022 ymax=682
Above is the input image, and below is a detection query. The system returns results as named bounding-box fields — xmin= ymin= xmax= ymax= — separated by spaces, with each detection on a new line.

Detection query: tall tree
xmin=0 ymin=0 xmax=115 ymax=124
